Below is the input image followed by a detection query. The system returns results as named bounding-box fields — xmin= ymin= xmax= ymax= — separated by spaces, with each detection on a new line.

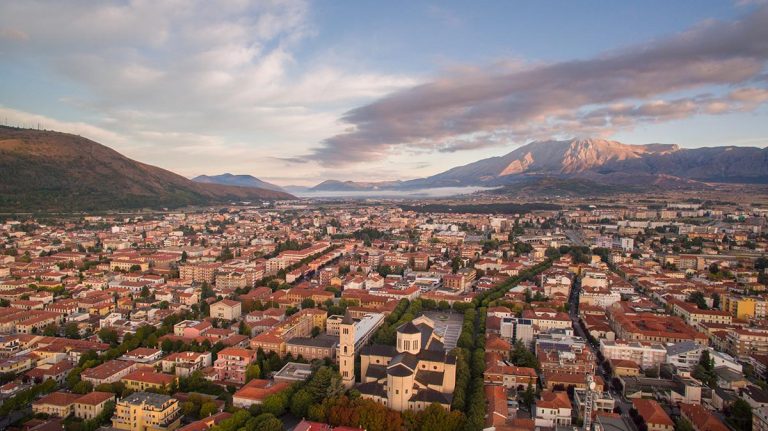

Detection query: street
xmin=568 ymin=277 xmax=637 ymax=427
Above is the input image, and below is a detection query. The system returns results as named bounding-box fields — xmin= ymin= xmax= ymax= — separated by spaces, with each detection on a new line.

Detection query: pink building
xmin=213 ymin=347 xmax=257 ymax=384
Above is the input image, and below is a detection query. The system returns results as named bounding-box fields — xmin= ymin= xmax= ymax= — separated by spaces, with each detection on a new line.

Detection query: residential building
xmin=112 ymin=392 xmax=182 ymax=431
xmin=209 ymin=299 xmax=242 ymax=320
xmin=213 ymin=347 xmax=257 ymax=384
xmin=632 ymin=399 xmax=674 ymax=431
xmin=534 ymin=391 xmax=572 ymax=428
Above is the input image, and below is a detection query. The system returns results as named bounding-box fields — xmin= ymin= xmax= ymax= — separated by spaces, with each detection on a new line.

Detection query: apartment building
xmin=213 ymin=347 xmax=257 ymax=384
xmin=727 ymin=328 xmax=768 ymax=358
xmin=670 ymin=300 xmax=732 ymax=326
xmin=160 ymin=351 xmax=212 ymax=377
xmin=112 ymin=392 xmax=182 ymax=431
xmin=179 ymin=263 xmax=219 ymax=284
xmin=600 ymin=340 xmax=667 ymax=370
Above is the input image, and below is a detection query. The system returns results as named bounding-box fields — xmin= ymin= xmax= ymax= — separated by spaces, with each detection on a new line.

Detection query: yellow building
xmin=121 ymin=370 xmax=177 ymax=392
xmin=74 ymin=391 xmax=115 ymax=420
xmin=32 ymin=392 xmax=81 ymax=417
xmin=112 ymin=392 xmax=182 ymax=431
xmin=723 ymin=295 xmax=761 ymax=319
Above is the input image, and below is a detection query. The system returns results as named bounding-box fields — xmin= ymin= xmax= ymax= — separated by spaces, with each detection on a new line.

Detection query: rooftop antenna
xmin=583 ymin=374 xmax=596 ymax=431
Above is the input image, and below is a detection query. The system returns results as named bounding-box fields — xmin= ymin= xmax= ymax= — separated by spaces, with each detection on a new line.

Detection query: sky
xmin=1 ymin=1 xmax=767 ymax=186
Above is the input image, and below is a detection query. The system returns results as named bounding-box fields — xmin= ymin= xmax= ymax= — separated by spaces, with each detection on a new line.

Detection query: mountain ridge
xmin=192 ymin=173 xmax=286 ymax=193
xmin=309 ymin=138 xmax=768 ymax=191
xmin=0 ymin=127 xmax=294 ymax=211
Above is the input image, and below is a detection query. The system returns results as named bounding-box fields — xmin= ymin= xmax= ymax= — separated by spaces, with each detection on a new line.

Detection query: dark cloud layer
xmin=311 ymin=7 xmax=768 ymax=165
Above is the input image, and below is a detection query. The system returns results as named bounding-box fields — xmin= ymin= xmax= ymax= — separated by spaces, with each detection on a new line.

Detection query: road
xmin=565 ymin=230 xmax=588 ymax=247
xmin=568 ymin=278 xmax=636 ymax=426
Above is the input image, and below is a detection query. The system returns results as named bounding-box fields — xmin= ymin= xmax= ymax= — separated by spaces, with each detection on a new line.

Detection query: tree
xmin=727 ymin=399 xmax=752 ymax=431
xmin=98 ymin=328 xmax=119 ymax=346
xmin=675 ymin=418 xmax=694 ymax=431
xmin=413 ymin=403 xmax=463 ymax=431
xmin=290 ymin=388 xmax=314 ymax=418
xmin=64 ymin=322 xmax=81 ymax=339
xmin=311 ymin=326 xmax=321 ymax=337
xmin=199 ymin=401 xmax=218 ymax=418
xmin=130 ymin=264 xmax=142 ymax=272
xmin=42 ymin=324 xmax=58 ymax=336
xmin=246 ymin=364 xmax=261 ymax=382
xmin=256 ymin=416 xmax=284 ymax=431
xmin=687 ymin=291 xmax=708 ymax=310
xmin=301 ymin=298 xmax=315 ymax=309
xmin=262 ymin=391 xmax=288 ymax=416
xmin=182 ymin=401 xmax=199 ymax=417
xmin=522 ymin=382 xmax=535 ymax=409
xmin=712 ymin=293 xmax=721 ymax=309
xmin=239 ymin=320 xmax=250 ymax=336
xmin=72 ymin=380 xmax=93 ymax=394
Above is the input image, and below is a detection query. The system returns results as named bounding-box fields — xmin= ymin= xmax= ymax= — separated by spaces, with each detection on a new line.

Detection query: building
xmin=522 ymin=309 xmax=572 ymax=334
xmin=209 ymin=299 xmax=242 ymax=321
xmin=723 ymin=294 xmax=767 ymax=320
xmin=632 ymin=399 xmax=674 ymax=431
xmin=112 ymin=392 xmax=182 ymax=431
xmin=273 ymin=362 xmax=313 ymax=384
xmin=81 ymin=360 xmax=136 ymax=385
xmin=122 ymin=370 xmax=178 ymax=392
xmin=32 ymin=392 xmax=81 ymax=417
xmin=350 ymin=314 xmax=457 ymax=412
xmin=500 ymin=317 xmax=534 ymax=346
xmin=286 ymin=336 xmax=337 ymax=361
xmin=726 ymin=328 xmax=768 ymax=358
xmin=232 ymin=379 xmax=291 ymax=408
xmin=534 ymin=391 xmax=572 ymax=428
xmin=161 ymin=351 xmax=212 ymax=377
xmin=600 ymin=340 xmax=667 ymax=370
xmin=179 ymin=263 xmax=219 ymax=284
xmin=670 ymin=300 xmax=733 ymax=327
xmin=213 ymin=347 xmax=257 ymax=384
xmin=73 ymin=391 xmax=116 ymax=420
xmin=754 ymin=406 xmax=768 ymax=431
xmin=664 ymin=341 xmax=704 ymax=370
xmin=679 ymin=402 xmax=729 ymax=431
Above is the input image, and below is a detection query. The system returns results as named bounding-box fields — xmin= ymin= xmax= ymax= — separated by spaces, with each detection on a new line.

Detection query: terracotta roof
xmin=75 ymin=391 xmax=115 ymax=405
xmin=33 ymin=391 xmax=81 ymax=406
xmin=633 ymin=399 xmax=674 ymax=427
xmin=233 ymin=379 xmax=290 ymax=401
xmin=679 ymin=403 xmax=729 ymax=431
xmin=537 ymin=391 xmax=570 ymax=409
xmin=122 ymin=370 xmax=176 ymax=385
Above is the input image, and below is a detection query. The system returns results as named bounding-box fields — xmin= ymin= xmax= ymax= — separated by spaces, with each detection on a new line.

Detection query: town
xmin=0 ymin=198 xmax=765 ymax=431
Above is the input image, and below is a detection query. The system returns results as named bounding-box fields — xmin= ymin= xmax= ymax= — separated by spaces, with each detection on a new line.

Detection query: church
xmin=338 ymin=312 xmax=457 ymax=412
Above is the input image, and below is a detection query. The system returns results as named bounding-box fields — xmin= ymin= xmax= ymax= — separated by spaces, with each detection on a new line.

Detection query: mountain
xmin=309 ymin=138 xmax=768 ymax=192
xmin=405 ymin=138 xmax=682 ymax=187
xmin=311 ymin=179 xmax=404 ymax=191
xmin=0 ymin=127 xmax=294 ymax=211
xmin=193 ymin=173 xmax=286 ymax=193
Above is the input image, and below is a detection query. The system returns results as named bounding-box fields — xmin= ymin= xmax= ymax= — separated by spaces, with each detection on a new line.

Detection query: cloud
xmin=310 ymin=7 xmax=768 ymax=165
xmin=0 ymin=0 xmax=416 ymax=177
